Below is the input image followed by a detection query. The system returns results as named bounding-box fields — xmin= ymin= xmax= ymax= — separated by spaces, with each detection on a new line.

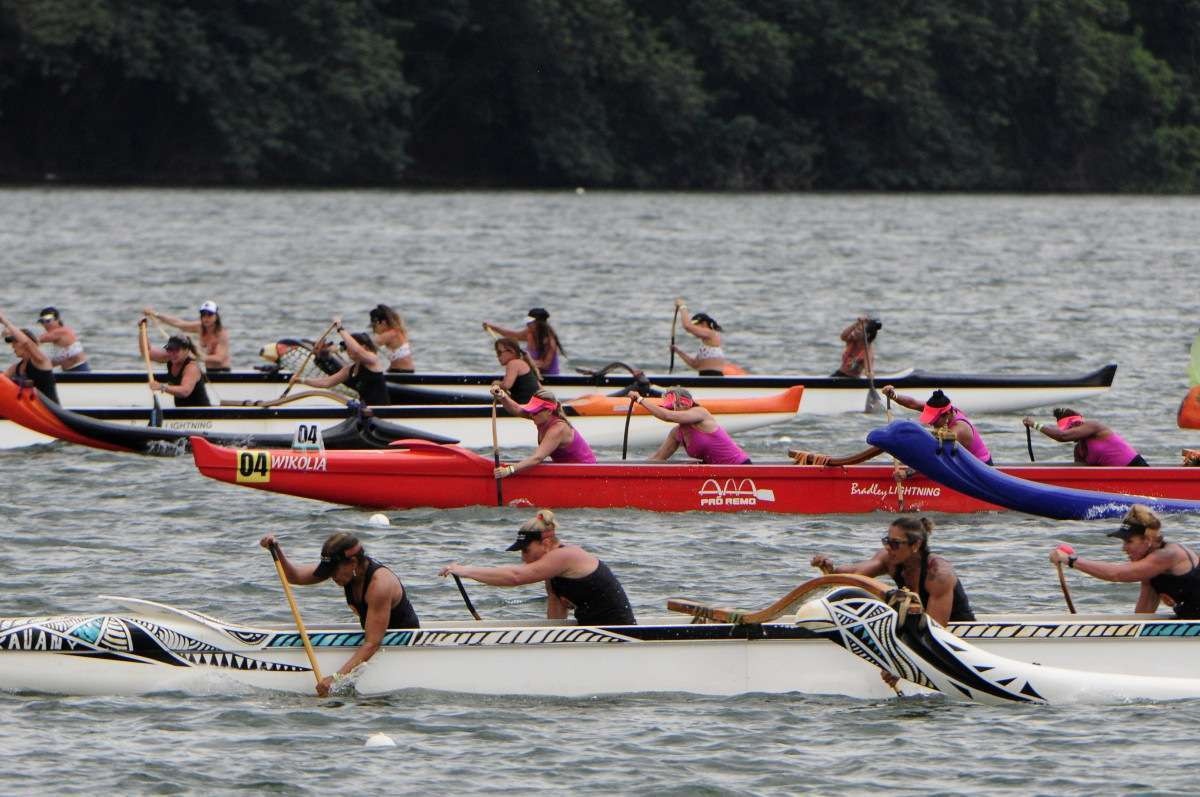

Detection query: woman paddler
xmin=440 ymin=509 xmax=636 ymax=626
xmin=490 ymin=387 xmax=596 ymax=478
xmin=147 ymin=334 xmax=211 ymax=406
xmin=483 ymin=307 xmax=565 ymax=375
xmin=1 ymin=309 xmax=59 ymax=403
xmin=301 ymin=318 xmax=390 ymax=405
xmin=1023 ymin=407 xmax=1148 ymax=466
xmin=882 ymin=386 xmax=993 ymax=465
xmin=35 ymin=306 xmax=90 ymax=372
xmin=671 ymin=298 xmax=730 ymax=376
xmin=368 ymin=304 xmax=415 ymax=373
xmin=492 ymin=336 xmax=541 ymax=404
xmin=1050 ymin=504 xmax=1200 ymax=617
xmin=627 ymin=386 xmax=751 ymax=465
xmin=260 ymin=532 xmax=419 ymax=696
xmin=143 ymin=300 xmax=232 ymax=371
xmin=811 ymin=516 xmax=976 ymax=626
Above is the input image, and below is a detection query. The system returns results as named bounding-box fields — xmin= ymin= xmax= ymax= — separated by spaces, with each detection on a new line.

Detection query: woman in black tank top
xmin=258 ymin=531 xmax=419 ymax=697
xmin=302 ymin=321 xmax=391 ymax=405
xmin=1 ymin=312 xmax=60 ymax=403
xmin=1051 ymin=504 xmax=1200 ymax=617
xmin=493 ymin=337 xmax=541 ymax=404
xmin=441 ymin=509 xmax=636 ymax=626
xmin=810 ymin=516 xmax=975 ymax=626
xmin=148 ymin=335 xmax=210 ymax=406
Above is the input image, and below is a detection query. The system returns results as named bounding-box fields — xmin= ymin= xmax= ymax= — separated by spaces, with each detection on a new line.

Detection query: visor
xmin=313 ymin=542 xmax=362 ymax=578
xmin=1107 ymin=521 xmax=1146 ymax=540
xmin=1056 ymin=415 xmax=1084 ymax=431
xmin=506 ymin=530 xmax=542 ymax=551
xmin=37 ymin=314 xmax=57 ymax=323
xmin=520 ymin=396 xmax=558 ymax=414
xmin=918 ymin=403 xmax=952 ymax=424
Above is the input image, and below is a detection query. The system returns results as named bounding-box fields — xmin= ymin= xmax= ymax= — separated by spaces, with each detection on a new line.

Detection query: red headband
xmin=1056 ymin=415 xmax=1084 ymax=431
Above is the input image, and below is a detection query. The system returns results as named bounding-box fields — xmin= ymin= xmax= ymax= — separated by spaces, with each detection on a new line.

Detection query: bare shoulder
xmin=926 ymin=555 xmax=957 ymax=583
xmin=368 ymin=565 xmax=403 ymax=596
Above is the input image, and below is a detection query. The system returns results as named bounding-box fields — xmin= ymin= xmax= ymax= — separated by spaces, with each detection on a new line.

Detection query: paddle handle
xmin=282 ymin=321 xmax=338 ymax=399
xmin=491 ymin=396 xmax=504 ymax=507
xmin=138 ymin=319 xmax=155 ymax=387
xmin=453 ymin=574 xmax=482 ymax=621
xmin=1055 ymin=561 xmax=1077 ymax=614
xmin=668 ymin=306 xmax=679 ymax=373
xmin=1025 ymin=425 xmax=1036 ymax=463
xmin=268 ymin=543 xmax=324 ymax=684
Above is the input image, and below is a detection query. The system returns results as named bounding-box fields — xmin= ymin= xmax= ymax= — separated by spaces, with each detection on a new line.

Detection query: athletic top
xmin=507 ymin=367 xmax=540 ymax=405
xmin=343 ymin=557 xmax=420 ymax=629
xmin=950 ymin=410 xmax=992 ymax=464
xmin=894 ymin=556 xmax=976 ymax=622
xmin=17 ymin=358 xmax=59 ymax=404
xmin=549 ymin=560 xmax=636 ymax=625
xmin=1079 ymin=430 xmax=1143 ymax=467
xmin=167 ymin=358 xmax=210 ymax=407
xmin=535 ymin=417 xmax=596 ymax=463
xmin=529 ymin=343 xmax=560 ymax=376
xmin=346 ymin=364 xmax=390 ymax=405
xmin=1150 ymin=545 xmax=1200 ymax=619
xmin=51 ymin=339 xmax=84 ymax=364
xmin=696 ymin=344 xmax=725 ymax=361
xmin=379 ymin=342 xmax=412 ymax=364
xmin=674 ymin=423 xmax=750 ymax=465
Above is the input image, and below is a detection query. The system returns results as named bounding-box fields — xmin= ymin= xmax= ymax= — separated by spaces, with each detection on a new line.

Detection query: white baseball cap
xmin=199 ymin=301 xmax=219 ymax=315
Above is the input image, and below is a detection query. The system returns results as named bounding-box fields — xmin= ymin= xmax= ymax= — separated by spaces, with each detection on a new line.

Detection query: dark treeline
xmin=2 ymin=0 xmax=1199 ymax=190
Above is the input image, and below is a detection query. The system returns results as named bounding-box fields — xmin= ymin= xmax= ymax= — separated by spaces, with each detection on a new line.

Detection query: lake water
xmin=1 ymin=189 xmax=1198 ymax=794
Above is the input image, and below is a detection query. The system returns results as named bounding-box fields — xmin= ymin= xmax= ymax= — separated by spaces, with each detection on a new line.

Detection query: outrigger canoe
xmin=0 ymin=375 xmax=801 ymax=451
xmin=189 ymin=433 xmax=1200 ymax=513
xmin=4 ymin=576 xmax=1200 ymax=704
xmin=6 ymin=361 xmax=1118 ymax=415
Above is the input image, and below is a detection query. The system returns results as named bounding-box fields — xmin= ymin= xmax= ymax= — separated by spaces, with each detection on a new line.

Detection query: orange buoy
xmin=1179 ymin=385 xmax=1200 ymax=429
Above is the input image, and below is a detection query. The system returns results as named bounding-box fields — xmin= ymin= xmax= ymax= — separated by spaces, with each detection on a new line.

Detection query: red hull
xmin=190 ymin=437 xmax=1200 ymax=514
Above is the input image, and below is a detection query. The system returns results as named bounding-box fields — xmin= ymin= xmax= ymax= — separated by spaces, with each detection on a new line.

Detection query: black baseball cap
xmin=506 ymin=529 xmax=543 ymax=551
xmin=164 ymin=335 xmax=189 ymax=351
xmin=313 ymin=540 xmax=363 ymax=578
xmin=1107 ymin=520 xmax=1147 ymax=540
xmin=37 ymin=307 xmax=60 ymax=323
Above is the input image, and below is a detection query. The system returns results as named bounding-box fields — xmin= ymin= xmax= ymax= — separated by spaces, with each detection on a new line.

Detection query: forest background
xmin=2 ymin=0 xmax=1199 ymax=191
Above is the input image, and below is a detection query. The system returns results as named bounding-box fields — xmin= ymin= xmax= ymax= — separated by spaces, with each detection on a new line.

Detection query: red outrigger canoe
xmin=190 ymin=437 xmax=1200 ymax=514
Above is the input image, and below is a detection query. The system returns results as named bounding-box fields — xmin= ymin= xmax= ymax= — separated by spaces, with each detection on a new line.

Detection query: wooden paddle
xmin=491 ymin=395 xmax=504 ymax=507
xmin=221 ymin=389 xmax=351 ymax=408
xmin=281 ymin=321 xmax=338 ymax=400
xmin=621 ymin=396 xmax=636 ymax=460
xmin=1055 ymin=544 xmax=1077 ymax=614
xmin=863 ymin=319 xmax=882 ymax=414
xmin=453 ymin=575 xmax=482 ymax=621
xmin=668 ymin=304 xmax=680 ymax=374
xmin=138 ymin=318 xmax=163 ymax=427
xmin=266 ymin=541 xmax=324 ymax=685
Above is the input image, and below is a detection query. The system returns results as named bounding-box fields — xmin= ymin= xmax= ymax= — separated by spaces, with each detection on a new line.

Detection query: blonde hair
xmin=520 ymin=509 xmax=558 ymax=537
xmin=1123 ymin=504 xmax=1163 ymax=542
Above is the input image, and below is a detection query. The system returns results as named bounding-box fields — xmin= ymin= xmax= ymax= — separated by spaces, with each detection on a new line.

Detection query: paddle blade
xmin=865 ymin=389 xmax=883 ymax=414
xmin=149 ymin=396 xmax=163 ymax=428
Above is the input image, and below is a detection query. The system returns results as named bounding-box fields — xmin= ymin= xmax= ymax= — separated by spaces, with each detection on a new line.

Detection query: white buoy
xmin=575 ymin=186 xmax=585 ymax=195
xmin=367 ymin=513 xmax=390 ymax=527
xmin=778 ymin=436 xmax=793 ymax=443
xmin=365 ymin=732 xmax=396 ymax=749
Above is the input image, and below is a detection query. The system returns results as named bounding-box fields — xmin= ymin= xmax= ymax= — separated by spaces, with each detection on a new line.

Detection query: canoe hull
xmin=190 ymin=437 xmax=1200 ymax=512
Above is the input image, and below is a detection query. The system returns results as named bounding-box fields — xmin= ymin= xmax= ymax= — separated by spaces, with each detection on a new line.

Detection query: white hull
xmin=2 ymin=596 xmax=1198 ymax=701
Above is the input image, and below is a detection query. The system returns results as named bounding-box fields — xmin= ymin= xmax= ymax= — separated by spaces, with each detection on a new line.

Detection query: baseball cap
xmin=199 ymin=301 xmax=219 ymax=315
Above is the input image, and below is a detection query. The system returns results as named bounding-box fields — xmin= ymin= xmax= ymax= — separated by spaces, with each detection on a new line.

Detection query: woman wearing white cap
xmin=1050 ymin=504 xmax=1200 ymax=617
xmin=440 ymin=509 xmax=636 ymax=625
xmin=489 ymin=387 xmax=596 ymax=477
xmin=143 ymin=300 xmax=231 ymax=371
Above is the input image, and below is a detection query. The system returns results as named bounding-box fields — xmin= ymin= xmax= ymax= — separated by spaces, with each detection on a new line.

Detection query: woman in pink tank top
xmin=1023 ymin=407 xmax=1148 ymax=466
xmin=882 ymin=386 xmax=993 ymax=464
xmin=490 ymin=387 xmax=596 ymax=479
xmin=627 ymin=386 xmax=751 ymax=465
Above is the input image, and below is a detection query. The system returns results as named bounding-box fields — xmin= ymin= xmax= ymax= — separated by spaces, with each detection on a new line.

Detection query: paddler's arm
xmin=318 ymin=573 xmax=398 ymax=696
xmin=1050 ymin=546 xmax=1175 ymax=583
xmin=259 ymin=534 xmax=324 ymax=584
xmin=880 ymin=385 xmax=921 ymax=411
xmin=669 ymin=345 xmax=698 ymax=369
xmin=810 ymin=551 xmax=889 ymax=578
xmin=483 ymin=322 xmax=524 ymax=339
xmin=544 ymin=580 xmax=569 ymax=620
xmin=157 ymin=360 xmax=202 ymax=398
xmin=1023 ymin=416 xmax=1103 ymax=442
xmin=303 ymin=364 xmax=350 ymax=389
xmin=144 ymin=308 xmax=200 ymax=332
xmin=489 ymin=383 xmax=522 ymax=415
xmin=440 ymin=548 xmax=572 ymax=587
xmin=496 ymin=425 xmax=567 ymax=478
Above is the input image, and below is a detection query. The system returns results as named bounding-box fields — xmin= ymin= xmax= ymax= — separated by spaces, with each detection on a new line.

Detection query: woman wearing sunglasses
xmin=626 ymin=386 xmax=751 ymax=465
xmin=810 ymin=516 xmax=975 ymax=626
xmin=143 ymin=300 xmax=231 ymax=371
xmin=1022 ymin=407 xmax=1147 ymax=466
xmin=302 ymin=317 xmax=390 ymax=405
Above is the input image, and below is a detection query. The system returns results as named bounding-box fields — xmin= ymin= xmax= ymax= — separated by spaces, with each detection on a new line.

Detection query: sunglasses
xmin=881 ymin=536 xmax=907 ymax=550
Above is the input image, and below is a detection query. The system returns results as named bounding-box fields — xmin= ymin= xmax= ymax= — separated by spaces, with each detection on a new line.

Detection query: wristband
xmin=1034 ymin=422 xmax=1043 ymax=432
xmin=1068 ymin=555 xmax=1077 ymax=569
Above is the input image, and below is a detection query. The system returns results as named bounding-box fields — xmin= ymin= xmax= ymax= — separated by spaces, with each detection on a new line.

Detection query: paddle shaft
xmin=621 ymin=396 xmax=635 ymax=460
xmin=138 ymin=319 xmax=163 ymax=423
xmin=267 ymin=543 xmax=324 ymax=683
xmin=491 ymin=396 xmax=504 ymax=506
xmin=453 ymin=575 xmax=482 ymax=621
xmin=668 ymin=306 xmax=679 ymax=373
xmin=863 ymin=319 xmax=881 ymax=413
xmin=282 ymin=321 xmax=338 ymax=399
xmin=1055 ymin=562 xmax=1077 ymax=614
xmin=1026 ymin=425 xmax=1036 ymax=462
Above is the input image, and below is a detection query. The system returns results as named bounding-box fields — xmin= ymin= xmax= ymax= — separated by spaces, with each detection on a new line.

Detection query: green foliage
xmin=1 ymin=0 xmax=1200 ymax=189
